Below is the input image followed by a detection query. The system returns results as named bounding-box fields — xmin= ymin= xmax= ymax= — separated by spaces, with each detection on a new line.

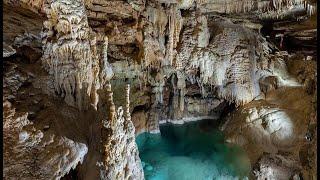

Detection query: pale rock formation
xmin=142 ymin=5 xmax=168 ymax=68
xmin=3 ymin=63 xmax=32 ymax=101
xmin=176 ymin=71 xmax=186 ymax=111
xmin=41 ymin=0 xmax=101 ymax=110
xmin=183 ymin=19 xmax=271 ymax=105
xmin=100 ymin=36 xmax=114 ymax=86
xmin=253 ymin=153 xmax=302 ymax=180
xmin=100 ymin=83 xmax=144 ymax=180
xmin=177 ymin=0 xmax=195 ymax=9
xmin=3 ymin=42 xmax=16 ymax=57
xmin=132 ymin=110 xmax=148 ymax=135
xmin=14 ymin=33 xmax=42 ymax=49
xmin=175 ymin=11 xmax=206 ymax=69
xmin=165 ymin=4 xmax=183 ymax=66
xmin=152 ymin=71 xmax=165 ymax=104
xmin=3 ymin=58 xmax=88 ymax=180
xmin=222 ymin=80 xmax=316 ymax=179
xmin=198 ymin=0 xmax=314 ymax=20
xmin=224 ymin=106 xmax=295 ymax=150
xmin=3 ymin=0 xmax=317 ymax=179
xmin=176 ymin=17 xmax=301 ymax=106
xmin=3 ymin=100 xmax=88 ymax=180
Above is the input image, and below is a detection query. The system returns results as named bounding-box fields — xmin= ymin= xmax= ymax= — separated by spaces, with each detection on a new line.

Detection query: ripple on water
xmin=136 ymin=120 xmax=251 ymax=180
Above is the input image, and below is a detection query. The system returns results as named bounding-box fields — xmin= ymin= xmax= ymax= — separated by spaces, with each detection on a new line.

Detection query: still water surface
xmin=136 ymin=120 xmax=250 ymax=180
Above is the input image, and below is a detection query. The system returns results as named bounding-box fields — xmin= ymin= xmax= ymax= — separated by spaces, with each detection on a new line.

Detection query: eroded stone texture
xmin=222 ymin=85 xmax=316 ymax=179
xmin=3 ymin=100 xmax=88 ymax=180
xmin=253 ymin=153 xmax=302 ymax=180
xmin=41 ymin=0 xmax=102 ymax=109
xmin=3 ymin=0 xmax=317 ymax=179
xmin=100 ymin=83 xmax=144 ymax=180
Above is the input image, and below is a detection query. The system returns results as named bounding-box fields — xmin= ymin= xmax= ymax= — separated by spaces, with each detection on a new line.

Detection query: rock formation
xmin=3 ymin=70 xmax=88 ymax=179
xmin=100 ymin=83 xmax=144 ymax=180
xmin=3 ymin=0 xmax=317 ymax=179
xmin=41 ymin=0 xmax=100 ymax=109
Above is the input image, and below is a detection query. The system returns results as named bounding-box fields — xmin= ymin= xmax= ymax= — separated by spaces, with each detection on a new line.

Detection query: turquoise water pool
xmin=136 ymin=120 xmax=250 ymax=180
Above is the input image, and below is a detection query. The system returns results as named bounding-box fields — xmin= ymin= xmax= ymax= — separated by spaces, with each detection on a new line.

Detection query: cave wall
xmin=2 ymin=0 xmax=317 ymax=179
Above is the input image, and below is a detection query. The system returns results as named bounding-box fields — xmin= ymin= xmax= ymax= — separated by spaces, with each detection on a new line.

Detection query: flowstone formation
xmin=3 ymin=0 xmax=317 ymax=179
xmin=41 ymin=0 xmax=100 ymax=109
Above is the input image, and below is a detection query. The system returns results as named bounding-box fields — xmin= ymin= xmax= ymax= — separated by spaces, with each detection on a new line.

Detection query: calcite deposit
xmin=100 ymin=83 xmax=144 ymax=179
xmin=3 ymin=89 xmax=87 ymax=180
xmin=3 ymin=0 xmax=317 ymax=179
xmin=41 ymin=0 xmax=100 ymax=109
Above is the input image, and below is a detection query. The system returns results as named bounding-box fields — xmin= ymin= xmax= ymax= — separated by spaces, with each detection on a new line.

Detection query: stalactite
xmin=143 ymin=6 xmax=167 ymax=69
xmin=174 ymin=12 xmax=202 ymax=70
xmin=166 ymin=4 xmax=176 ymax=66
xmin=184 ymin=20 xmax=279 ymax=105
xmin=307 ymin=3 xmax=316 ymax=16
xmin=42 ymin=0 xmax=101 ymax=110
xmin=217 ymin=0 xmax=307 ymax=16
xmin=165 ymin=4 xmax=183 ymax=66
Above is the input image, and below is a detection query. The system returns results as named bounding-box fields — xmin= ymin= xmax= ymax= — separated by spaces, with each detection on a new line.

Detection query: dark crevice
xmin=61 ymin=165 xmax=80 ymax=180
xmin=132 ymin=104 xmax=148 ymax=113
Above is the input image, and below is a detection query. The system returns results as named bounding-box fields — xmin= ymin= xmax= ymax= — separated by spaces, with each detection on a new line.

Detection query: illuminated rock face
xmin=222 ymin=85 xmax=317 ymax=180
xmin=223 ymin=106 xmax=295 ymax=152
xmin=3 ymin=0 xmax=316 ymax=179
xmin=3 ymin=101 xmax=88 ymax=180
xmin=253 ymin=153 xmax=302 ymax=180
xmin=41 ymin=0 xmax=99 ymax=109
xmin=101 ymin=84 xmax=144 ymax=180
xmin=6 ymin=0 xmax=315 ymax=109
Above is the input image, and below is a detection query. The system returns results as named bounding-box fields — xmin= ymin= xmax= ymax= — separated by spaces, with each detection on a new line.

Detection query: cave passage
xmin=136 ymin=120 xmax=251 ymax=180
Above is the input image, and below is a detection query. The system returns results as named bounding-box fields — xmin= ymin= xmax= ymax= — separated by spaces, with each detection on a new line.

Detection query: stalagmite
xmin=125 ymin=84 xmax=131 ymax=121
xmin=100 ymin=36 xmax=114 ymax=86
xmin=307 ymin=3 xmax=316 ymax=16
xmin=105 ymin=83 xmax=116 ymax=126
xmin=101 ymin=82 xmax=144 ymax=180
xmin=89 ymin=33 xmax=102 ymax=109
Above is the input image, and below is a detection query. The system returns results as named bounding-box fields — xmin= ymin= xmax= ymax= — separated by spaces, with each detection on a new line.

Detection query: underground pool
xmin=136 ymin=120 xmax=251 ymax=180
